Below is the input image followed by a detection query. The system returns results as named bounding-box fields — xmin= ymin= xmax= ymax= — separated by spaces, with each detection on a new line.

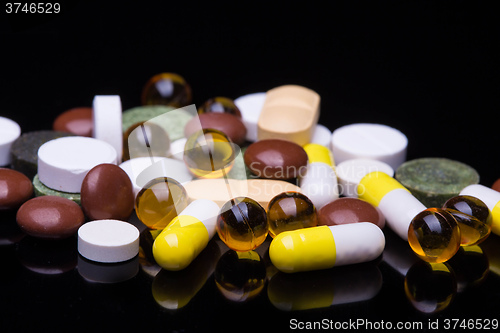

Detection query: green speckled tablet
xmin=33 ymin=174 xmax=81 ymax=205
xmin=10 ymin=130 xmax=75 ymax=181
xmin=122 ymin=106 xmax=193 ymax=141
xmin=395 ymin=157 xmax=479 ymax=208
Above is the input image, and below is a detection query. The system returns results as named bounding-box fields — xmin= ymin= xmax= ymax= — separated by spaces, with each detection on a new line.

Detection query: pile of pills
xmin=1 ymin=72 xmax=499 ymax=288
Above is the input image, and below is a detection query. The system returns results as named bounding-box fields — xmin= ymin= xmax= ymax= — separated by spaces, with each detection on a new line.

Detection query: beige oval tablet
xmin=257 ymin=85 xmax=320 ymax=145
xmin=183 ymin=178 xmax=301 ymax=208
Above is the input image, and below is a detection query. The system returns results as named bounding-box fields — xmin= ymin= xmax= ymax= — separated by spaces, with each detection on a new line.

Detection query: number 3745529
xmin=6 ymin=3 xmax=60 ymax=14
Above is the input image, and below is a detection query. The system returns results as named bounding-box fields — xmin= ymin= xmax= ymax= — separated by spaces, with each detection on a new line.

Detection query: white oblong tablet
xmin=331 ymin=123 xmax=407 ymax=170
xmin=38 ymin=136 xmax=118 ymax=193
xmin=134 ymin=157 xmax=192 ymax=187
xmin=169 ymin=137 xmax=187 ymax=161
xmin=93 ymin=95 xmax=123 ymax=162
xmin=310 ymin=124 xmax=332 ymax=147
xmin=78 ymin=219 xmax=140 ymax=263
xmin=0 ymin=116 xmax=21 ymax=166
xmin=336 ymin=158 xmax=394 ymax=197
xmin=119 ymin=157 xmax=165 ymax=197
xmin=234 ymin=92 xmax=266 ymax=142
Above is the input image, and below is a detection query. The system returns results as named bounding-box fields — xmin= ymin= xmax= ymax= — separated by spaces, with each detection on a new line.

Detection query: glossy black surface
xmin=2 ymin=2 xmax=499 ymax=332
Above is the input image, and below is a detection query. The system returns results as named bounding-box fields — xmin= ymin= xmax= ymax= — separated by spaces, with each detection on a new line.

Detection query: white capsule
xmin=299 ymin=143 xmax=338 ymax=209
xmin=357 ymin=171 xmax=426 ymax=240
xmin=270 ymin=222 xmax=385 ymax=273
xmin=153 ymin=199 xmax=220 ymax=270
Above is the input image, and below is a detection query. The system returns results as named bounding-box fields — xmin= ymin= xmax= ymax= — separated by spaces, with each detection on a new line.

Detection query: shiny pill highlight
xmin=269 ymin=222 xmax=385 ymax=273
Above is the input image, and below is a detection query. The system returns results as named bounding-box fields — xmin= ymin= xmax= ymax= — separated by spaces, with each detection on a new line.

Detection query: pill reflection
xmin=267 ymin=263 xmax=382 ymax=311
xmin=214 ymin=250 xmax=267 ymax=302
xmin=0 ymin=211 xmax=25 ymax=245
xmin=138 ymin=228 xmax=162 ymax=278
xmin=481 ymin=234 xmax=500 ymax=277
xmin=77 ymin=254 xmax=139 ymax=284
xmin=17 ymin=236 xmax=77 ymax=275
xmin=385 ymin=228 xmax=490 ymax=314
xmin=448 ymin=245 xmax=489 ymax=292
xmin=404 ymin=261 xmax=456 ymax=314
xmin=152 ymin=240 xmax=220 ymax=310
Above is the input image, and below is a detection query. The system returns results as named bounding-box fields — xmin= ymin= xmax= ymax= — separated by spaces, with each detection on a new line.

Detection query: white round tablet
xmin=331 ymin=123 xmax=407 ymax=170
xmin=78 ymin=219 xmax=140 ymax=263
xmin=234 ymin=92 xmax=266 ymax=142
xmin=336 ymin=158 xmax=394 ymax=197
xmin=38 ymin=136 xmax=118 ymax=193
xmin=93 ymin=95 xmax=123 ymax=162
xmin=0 ymin=116 xmax=21 ymax=166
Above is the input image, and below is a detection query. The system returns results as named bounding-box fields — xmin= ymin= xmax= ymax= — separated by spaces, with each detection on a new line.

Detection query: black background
xmin=1 ymin=1 xmax=499 ymax=332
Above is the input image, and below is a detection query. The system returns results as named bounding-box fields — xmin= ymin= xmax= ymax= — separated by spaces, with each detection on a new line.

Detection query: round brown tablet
xmin=492 ymin=178 xmax=500 ymax=192
xmin=16 ymin=196 xmax=85 ymax=239
xmin=244 ymin=139 xmax=308 ymax=180
xmin=318 ymin=197 xmax=385 ymax=229
xmin=0 ymin=168 xmax=33 ymax=210
xmin=53 ymin=107 xmax=93 ymax=137
xmin=80 ymin=163 xmax=134 ymax=221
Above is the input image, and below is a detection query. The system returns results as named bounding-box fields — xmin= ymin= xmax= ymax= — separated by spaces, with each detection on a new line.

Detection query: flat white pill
xmin=38 ymin=136 xmax=117 ymax=193
xmin=0 ymin=116 xmax=21 ymax=166
xmin=78 ymin=219 xmax=140 ymax=263
xmin=331 ymin=123 xmax=407 ymax=170
xmin=93 ymin=95 xmax=123 ymax=162
xmin=234 ymin=92 xmax=266 ymax=142
xmin=336 ymin=158 xmax=394 ymax=197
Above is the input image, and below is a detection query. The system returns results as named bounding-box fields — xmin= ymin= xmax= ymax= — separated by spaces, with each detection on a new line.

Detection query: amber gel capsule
xmin=216 ymin=197 xmax=268 ymax=252
xmin=408 ymin=208 xmax=461 ymax=263
xmin=443 ymin=195 xmax=492 ymax=246
xmin=461 ymin=184 xmax=500 ymax=236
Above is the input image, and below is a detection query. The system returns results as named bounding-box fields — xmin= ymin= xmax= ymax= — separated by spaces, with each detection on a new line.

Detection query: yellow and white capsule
xmin=460 ymin=184 xmax=500 ymax=236
xmin=357 ymin=171 xmax=426 ymax=240
xmin=153 ymin=199 xmax=219 ymax=271
xmin=299 ymin=143 xmax=339 ymax=209
xmin=269 ymin=222 xmax=385 ymax=273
